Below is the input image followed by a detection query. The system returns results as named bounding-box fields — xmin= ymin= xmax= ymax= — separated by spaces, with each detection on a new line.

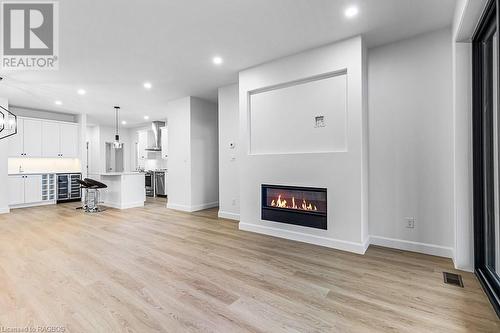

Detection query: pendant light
xmin=113 ymin=106 xmax=123 ymax=149
xmin=0 ymin=104 xmax=17 ymax=140
xmin=0 ymin=78 xmax=17 ymax=140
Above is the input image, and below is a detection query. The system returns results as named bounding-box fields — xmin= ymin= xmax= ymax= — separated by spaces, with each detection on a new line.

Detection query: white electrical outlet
xmin=405 ymin=217 xmax=416 ymax=229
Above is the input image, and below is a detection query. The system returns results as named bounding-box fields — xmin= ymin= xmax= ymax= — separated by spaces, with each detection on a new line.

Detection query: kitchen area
xmin=135 ymin=121 xmax=168 ymax=201
xmin=5 ymin=105 xmax=170 ymax=212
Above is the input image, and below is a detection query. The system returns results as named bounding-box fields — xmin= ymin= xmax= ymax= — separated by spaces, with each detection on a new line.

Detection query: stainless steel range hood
xmin=145 ymin=121 xmax=166 ymax=151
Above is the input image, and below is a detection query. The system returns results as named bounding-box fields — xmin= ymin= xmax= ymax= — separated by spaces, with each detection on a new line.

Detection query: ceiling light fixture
xmin=55 ymin=100 xmax=62 ymax=105
xmin=212 ymin=56 xmax=223 ymax=65
xmin=0 ymin=78 xmax=17 ymax=140
xmin=113 ymin=106 xmax=123 ymax=149
xmin=344 ymin=6 xmax=359 ymax=18
xmin=121 ymin=120 xmax=127 ymax=125
xmin=144 ymin=115 xmax=149 ymax=120
xmin=77 ymin=89 xmax=86 ymax=95
xmin=143 ymin=82 xmax=152 ymax=89
xmin=0 ymin=105 xmax=17 ymax=140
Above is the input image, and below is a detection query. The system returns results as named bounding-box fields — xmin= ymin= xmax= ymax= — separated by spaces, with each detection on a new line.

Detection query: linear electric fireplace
xmin=261 ymin=184 xmax=327 ymax=230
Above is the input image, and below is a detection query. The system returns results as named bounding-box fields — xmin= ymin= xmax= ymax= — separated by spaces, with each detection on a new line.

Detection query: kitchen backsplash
xmin=140 ymin=158 xmax=167 ymax=171
xmin=8 ymin=158 xmax=82 ymax=174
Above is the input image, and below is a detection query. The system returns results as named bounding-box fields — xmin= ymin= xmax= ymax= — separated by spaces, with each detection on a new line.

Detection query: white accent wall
xmin=218 ymin=84 xmax=240 ymax=220
xmin=167 ymin=96 xmax=219 ymax=212
xmin=0 ymin=97 xmax=9 ymax=214
xmin=368 ymin=28 xmax=455 ymax=258
xmin=238 ymin=36 xmax=369 ymax=253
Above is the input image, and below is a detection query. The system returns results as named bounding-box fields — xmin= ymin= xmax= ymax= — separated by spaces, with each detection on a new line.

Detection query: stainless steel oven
xmin=145 ymin=171 xmax=154 ymax=197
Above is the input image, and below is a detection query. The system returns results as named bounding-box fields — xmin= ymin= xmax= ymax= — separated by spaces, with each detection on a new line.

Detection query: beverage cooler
xmin=57 ymin=173 xmax=82 ymax=203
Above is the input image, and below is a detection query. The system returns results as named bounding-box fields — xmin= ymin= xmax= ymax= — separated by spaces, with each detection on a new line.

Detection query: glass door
xmin=473 ymin=0 xmax=500 ymax=316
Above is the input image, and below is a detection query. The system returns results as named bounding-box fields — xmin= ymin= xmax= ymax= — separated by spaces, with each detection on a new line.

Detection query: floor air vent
xmin=443 ymin=272 xmax=464 ymax=287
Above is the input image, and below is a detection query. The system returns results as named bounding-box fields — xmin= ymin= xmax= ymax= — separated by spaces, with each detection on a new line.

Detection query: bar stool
xmin=76 ymin=179 xmax=91 ymax=211
xmin=84 ymin=178 xmax=108 ymax=212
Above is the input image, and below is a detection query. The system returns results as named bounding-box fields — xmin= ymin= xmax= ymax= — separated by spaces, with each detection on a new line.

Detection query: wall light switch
xmin=314 ymin=116 xmax=325 ymax=128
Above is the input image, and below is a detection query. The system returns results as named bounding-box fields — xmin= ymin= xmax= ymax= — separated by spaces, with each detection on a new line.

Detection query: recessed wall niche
xmin=248 ymin=71 xmax=347 ymax=155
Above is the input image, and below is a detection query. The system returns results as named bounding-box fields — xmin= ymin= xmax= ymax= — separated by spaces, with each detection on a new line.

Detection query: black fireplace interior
xmin=261 ymin=184 xmax=327 ymax=230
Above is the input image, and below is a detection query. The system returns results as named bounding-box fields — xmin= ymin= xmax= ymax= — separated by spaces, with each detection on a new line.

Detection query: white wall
xmin=167 ymin=97 xmax=192 ymax=210
xmin=368 ymin=28 xmax=454 ymax=258
xmin=167 ymin=96 xmax=218 ymax=212
xmin=239 ymin=36 xmax=369 ymax=254
xmin=218 ymin=84 xmax=240 ymax=220
xmin=87 ymin=125 xmax=133 ymax=176
xmin=86 ymin=125 xmax=100 ymax=174
xmin=10 ymin=106 xmax=77 ymax=123
xmin=190 ymin=97 xmax=219 ymax=210
xmin=0 ymin=97 xmax=9 ymax=214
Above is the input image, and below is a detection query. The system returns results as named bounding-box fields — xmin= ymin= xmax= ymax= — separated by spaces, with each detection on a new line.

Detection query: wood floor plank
xmin=0 ymin=198 xmax=498 ymax=332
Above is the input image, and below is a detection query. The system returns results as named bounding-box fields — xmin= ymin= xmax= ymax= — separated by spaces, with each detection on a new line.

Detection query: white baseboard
xmin=103 ymin=201 xmax=144 ymax=209
xmin=218 ymin=210 xmax=240 ymax=221
xmin=191 ymin=201 xmax=218 ymax=211
xmin=239 ymin=222 xmax=368 ymax=254
xmin=167 ymin=203 xmax=191 ymax=211
xmin=9 ymin=201 xmax=55 ymax=210
xmin=454 ymin=262 xmax=474 ymax=273
xmin=167 ymin=201 xmax=219 ymax=212
xmin=0 ymin=207 xmax=10 ymax=214
xmin=370 ymin=235 xmax=454 ymax=258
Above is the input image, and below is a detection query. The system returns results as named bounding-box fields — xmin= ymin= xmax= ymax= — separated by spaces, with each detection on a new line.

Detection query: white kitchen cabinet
xmin=8 ymin=118 xmax=24 ymax=157
xmin=9 ymin=117 xmax=78 ymax=158
xmin=60 ymin=123 xmax=79 ymax=157
xmin=24 ymin=175 xmax=42 ymax=203
xmin=8 ymin=118 xmax=42 ymax=157
xmin=41 ymin=121 xmax=60 ymax=157
xmin=8 ymin=174 xmax=53 ymax=207
xmin=161 ymin=127 xmax=168 ymax=160
xmin=137 ymin=130 xmax=148 ymax=160
xmin=8 ymin=176 xmax=25 ymax=205
xmin=42 ymin=121 xmax=79 ymax=158
xmin=23 ymin=119 xmax=42 ymax=157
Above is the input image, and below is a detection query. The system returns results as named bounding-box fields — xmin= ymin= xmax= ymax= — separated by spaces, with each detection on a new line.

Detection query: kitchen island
xmin=97 ymin=172 xmax=145 ymax=209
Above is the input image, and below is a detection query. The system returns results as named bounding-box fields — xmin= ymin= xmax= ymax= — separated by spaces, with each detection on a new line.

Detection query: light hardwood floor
xmin=0 ymin=199 xmax=498 ymax=332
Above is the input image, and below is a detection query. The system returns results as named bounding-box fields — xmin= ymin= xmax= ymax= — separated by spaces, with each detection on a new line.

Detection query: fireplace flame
xmin=271 ymin=194 xmax=317 ymax=211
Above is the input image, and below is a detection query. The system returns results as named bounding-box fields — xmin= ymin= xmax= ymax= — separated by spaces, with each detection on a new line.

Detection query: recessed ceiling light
xmin=344 ymin=6 xmax=359 ymax=18
xmin=77 ymin=89 xmax=86 ymax=95
xmin=143 ymin=82 xmax=152 ymax=89
xmin=121 ymin=120 xmax=127 ymax=125
xmin=144 ymin=115 xmax=149 ymax=120
xmin=213 ymin=56 xmax=223 ymax=65
xmin=55 ymin=100 xmax=62 ymax=105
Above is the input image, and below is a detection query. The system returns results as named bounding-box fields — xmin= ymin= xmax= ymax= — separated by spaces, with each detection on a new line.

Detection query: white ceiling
xmin=0 ymin=0 xmax=457 ymax=126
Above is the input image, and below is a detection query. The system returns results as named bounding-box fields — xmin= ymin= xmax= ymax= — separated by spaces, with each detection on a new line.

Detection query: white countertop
xmin=8 ymin=171 xmax=81 ymax=176
xmin=99 ymin=172 xmax=144 ymax=176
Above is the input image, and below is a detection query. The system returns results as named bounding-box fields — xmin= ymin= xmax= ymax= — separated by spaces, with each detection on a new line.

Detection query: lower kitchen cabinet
xmin=8 ymin=176 xmax=25 ymax=206
xmin=24 ymin=175 xmax=42 ymax=203
xmin=8 ymin=174 xmax=56 ymax=208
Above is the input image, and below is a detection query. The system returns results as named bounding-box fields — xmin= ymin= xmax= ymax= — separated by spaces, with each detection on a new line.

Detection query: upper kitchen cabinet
xmin=137 ymin=129 xmax=157 ymax=160
xmin=42 ymin=121 xmax=79 ymax=158
xmin=59 ymin=123 xmax=79 ymax=157
xmin=137 ymin=130 xmax=148 ymax=160
xmin=41 ymin=121 xmax=60 ymax=157
xmin=161 ymin=127 xmax=168 ymax=160
xmin=8 ymin=118 xmax=43 ymax=157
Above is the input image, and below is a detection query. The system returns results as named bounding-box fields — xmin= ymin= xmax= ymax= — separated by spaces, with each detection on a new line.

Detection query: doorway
xmin=473 ymin=0 xmax=500 ymax=316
